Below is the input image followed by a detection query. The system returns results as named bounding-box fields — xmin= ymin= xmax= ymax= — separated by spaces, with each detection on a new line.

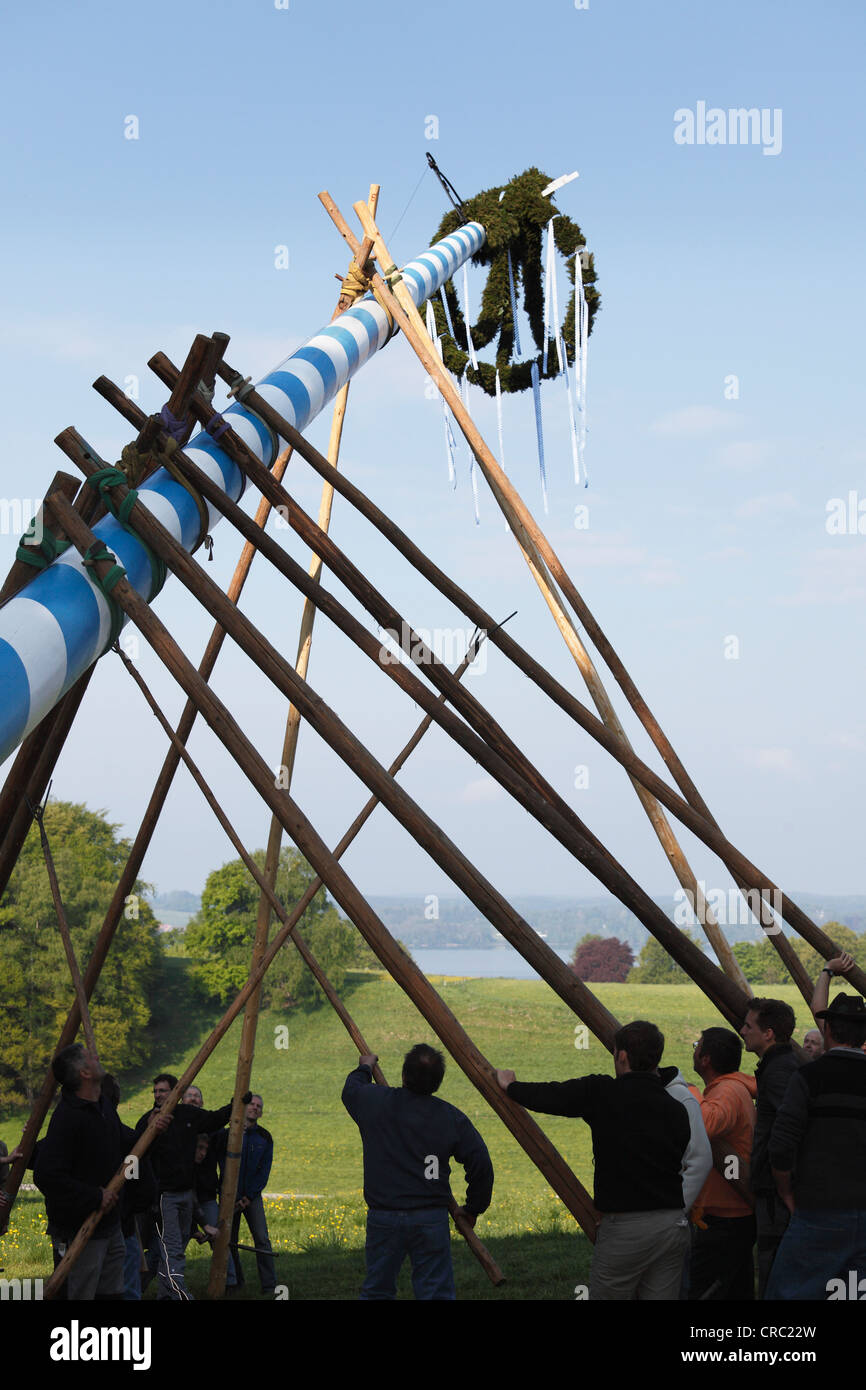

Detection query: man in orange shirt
xmin=688 ymin=1027 xmax=757 ymax=1300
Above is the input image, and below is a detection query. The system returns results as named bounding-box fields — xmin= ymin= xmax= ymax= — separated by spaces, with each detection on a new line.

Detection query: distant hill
xmin=365 ymin=892 xmax=866 ymax=953
xmin=151 ymin=890 xmax=201 ymax=913
xmin=146 ymin=885 xmax=866 ymax=953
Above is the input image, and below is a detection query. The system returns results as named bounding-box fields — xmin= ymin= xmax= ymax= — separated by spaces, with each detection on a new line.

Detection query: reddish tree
xmin=570 ymin=935 xmax=634 ymax=983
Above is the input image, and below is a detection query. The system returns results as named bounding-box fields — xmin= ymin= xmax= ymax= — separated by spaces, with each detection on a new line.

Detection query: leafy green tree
xmin=731 ymin=939 xmax=790 ymax=986
xmin=0 ymin=801 xmax=163 ymax=1104
xmin=730 ymin=923 xmax=865 ymax=986
xmin=184 ymin=847 xmax=363 ymax=1008
xmin=627 ymin=930 xmax=703 ymax=983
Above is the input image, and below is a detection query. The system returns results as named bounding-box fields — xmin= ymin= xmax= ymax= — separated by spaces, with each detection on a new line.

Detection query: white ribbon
xmin=530 ymin=361 xmax=548 ymax=514
xmin=461 ymin=371 xmax=480 ymax=525
xmin=427 ymin=299 xmax=457 ymax=489
xmin=461 ymin=263 xmax=479 ymax=372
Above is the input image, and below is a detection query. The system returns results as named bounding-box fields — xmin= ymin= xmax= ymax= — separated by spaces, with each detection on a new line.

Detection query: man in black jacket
xmin=497 ymin=1020 xmax=691 ymax=1300
xmin=739 ymin=997 xmax=799 ymax=1296
xmin=34 ymin=1044 xmax=152 ymax=1299
xmin=134 ymin=1073 xmax=249 ymax=1301
xmin=342 ymin=1043 xmax=493 ymax=1300
xmin=765 ymin=994 xmax=866 ymax=1299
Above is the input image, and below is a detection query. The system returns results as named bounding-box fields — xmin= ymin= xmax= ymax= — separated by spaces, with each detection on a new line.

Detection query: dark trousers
xmin=688 ymin=1213 xmax=756 ymax=1300
xmin=755 ymin=1193 xmax=790 ymax=1298
xmin=230 ymin=1194 xmax=276 ymax=1292
xmin=361 ymin=1207 xmax=454 ymax=1301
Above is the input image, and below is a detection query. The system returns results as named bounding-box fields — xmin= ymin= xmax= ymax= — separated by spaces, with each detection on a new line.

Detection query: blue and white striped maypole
xmin=0 ymin=222 xmax=486 ymax=764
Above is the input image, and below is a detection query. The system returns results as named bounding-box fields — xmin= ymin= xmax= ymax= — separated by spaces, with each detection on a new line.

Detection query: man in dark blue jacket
xmin=220 ymin=1094 xmax=276 ymax=1294
xmin=342 ymin=1043 xmax=493 ymax=1301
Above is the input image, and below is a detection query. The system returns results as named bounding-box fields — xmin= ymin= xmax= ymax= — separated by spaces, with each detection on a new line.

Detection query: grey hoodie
xmin=659 ymin=1066 xmax=713 ymax=1212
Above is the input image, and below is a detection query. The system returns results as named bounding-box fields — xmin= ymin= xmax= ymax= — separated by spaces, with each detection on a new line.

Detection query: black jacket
xmin=342 ymin=1066 xmax=493 ymax=1215
xmin=507 ymin=1071 xmax=690 ymax=1213
xmin=134 ymin=1102 xmax=232 ymax=1194
xmin=34 ymin=1088 xmax=128 ymax=1239
xmin=769 ymin=1049 xmax=866 ymax=1208
xmin=750 ymin=1044 xmax=800 ymax=1195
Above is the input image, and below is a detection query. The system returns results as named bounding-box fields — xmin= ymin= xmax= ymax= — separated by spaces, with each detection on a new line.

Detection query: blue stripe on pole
xmin=41 ymin=564 xmax=104 ymax=685
xmin=0 ymin=220 xmax=488 ymax=767
xmin=188 ymin=434 xmax=247 ymax=493
xmin=329 ymin=325 xmax=361 ymax=372
xmin=267 ymin=371 xmax=313 ymax=430
xmin=294 ymin=345 xmax=339 ymax=400
xmin=0 ymin=641 xmax=31 ymax=751
xmin=156 ymin=482 xmax=202 ymax=551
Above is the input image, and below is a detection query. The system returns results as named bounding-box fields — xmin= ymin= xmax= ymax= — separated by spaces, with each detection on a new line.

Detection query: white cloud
xmin=776 ymin=547 xmax=866 ymax=606
xmin=460 ymin=776 xmax=504 ymax=804
xmin=649 ymin=405 xmax=739 ymax=438
xmin=741 ymin=747 xmax=796 ymax=772
xmin=735 ymin=492 xmax=798 ymax=520
xmin=715 ymin=440 xmax=774 ymax=472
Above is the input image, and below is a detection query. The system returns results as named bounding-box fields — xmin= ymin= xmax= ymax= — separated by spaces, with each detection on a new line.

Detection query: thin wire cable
xmin=386 ymin=165 xmax=431 ymax=244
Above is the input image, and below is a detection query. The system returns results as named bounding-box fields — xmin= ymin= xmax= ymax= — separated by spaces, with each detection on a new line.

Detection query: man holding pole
xmin=34 ymin=1043 xmax=163 ymax=1300
xmin=342 ymin=1044 xmax=493 ymax=1300
xmin=497 ymin=1021 xmax=695 ymax=1300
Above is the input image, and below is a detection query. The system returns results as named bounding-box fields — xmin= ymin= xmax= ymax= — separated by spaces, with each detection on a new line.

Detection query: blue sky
xmin=1 ymin=0 xmax=864 ymax=911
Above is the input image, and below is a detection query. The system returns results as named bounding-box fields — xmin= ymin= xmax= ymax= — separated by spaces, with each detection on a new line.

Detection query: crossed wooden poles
xmin=0 ymin=188 xmax=860 ymax=1302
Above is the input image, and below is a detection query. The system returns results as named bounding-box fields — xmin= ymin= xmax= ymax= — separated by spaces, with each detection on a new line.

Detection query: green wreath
xmin=430 ymin=167 xmax=600 ymax=396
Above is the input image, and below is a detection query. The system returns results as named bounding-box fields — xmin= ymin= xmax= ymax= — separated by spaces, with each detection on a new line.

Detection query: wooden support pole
xmin=30 ymin=797 xmax=98 ymax=1058
xmin=0 ymin=470 xmax=80 ymax=605
xmin=321 ymin=191 xmax=751 ymax=994
xmin=209 ymin=186 xmax=381 ymax=1300
xmin=117 ymin=638 xmax=504 ymax=1285
xmin=42 ymin=495 xmax=599 ymax=1295
xmin=205 ymin=364 xmax=829 ymax=1004
xmin=361 ymin=204 xmax=814 ymax=1003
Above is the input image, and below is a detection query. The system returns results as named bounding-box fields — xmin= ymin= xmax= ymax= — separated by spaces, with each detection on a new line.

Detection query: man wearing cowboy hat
xmin=765 ymin=992 xmax=866 ymax=1300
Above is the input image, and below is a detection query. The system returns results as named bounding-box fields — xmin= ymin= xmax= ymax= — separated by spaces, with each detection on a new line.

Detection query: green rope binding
xmin=81 ymin=540 xmax=127 ymax=654
xmin=15 ymin=522 xmax=70 ymax=571
xmin=86 ymin=467 xmax=168 ymax=600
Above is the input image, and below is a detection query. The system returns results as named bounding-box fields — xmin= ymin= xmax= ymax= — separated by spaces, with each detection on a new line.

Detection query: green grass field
xmin=0 ymin=972 xmax=817 ymax=1300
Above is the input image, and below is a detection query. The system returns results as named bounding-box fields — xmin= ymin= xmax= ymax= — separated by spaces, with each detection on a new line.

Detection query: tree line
xmin=570 ymin=925 xmax=866 ymax=985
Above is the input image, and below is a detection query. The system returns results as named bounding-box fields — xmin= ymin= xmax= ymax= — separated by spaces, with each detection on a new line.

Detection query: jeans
xmin=764 ymin=1208 xmax=866 ymax=1301
xmin=361 ymin=1207 xmax=454 ymax=1301
xmin=230 ymin=1194 xmax=276 ymax=1292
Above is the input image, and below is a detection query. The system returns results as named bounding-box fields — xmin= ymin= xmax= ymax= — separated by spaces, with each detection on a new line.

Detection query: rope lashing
xmin=119 ymin=424 xmax=212 ymax=558
xmin=339 ymin=255 xmax=395 ymax=331
xmin=15 ymin=522 xmax=70 ymax=571
xmin=81 ymin=539 xmax=128 ymax=653
xmin=204 ymin=412 xmax=230 ymax=441
xmin=85 ymin=467 xmax=167 ymax=600
xmin=159 ymin=403 xmax=190 ymax=444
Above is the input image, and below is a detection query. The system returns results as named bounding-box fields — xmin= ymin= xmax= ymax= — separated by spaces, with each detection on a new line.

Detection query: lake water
xmin=411 ymin=946 xmax=572 ymax=979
